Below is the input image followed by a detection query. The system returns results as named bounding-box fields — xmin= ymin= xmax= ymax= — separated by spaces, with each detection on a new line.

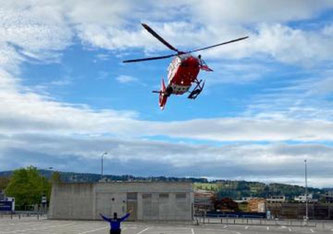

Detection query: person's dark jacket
xmin=100 ymin=213 xmax=130 ymax=230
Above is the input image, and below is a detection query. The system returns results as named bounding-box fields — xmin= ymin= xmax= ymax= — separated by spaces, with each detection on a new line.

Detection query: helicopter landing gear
xmin=188 ymin=79 xmax=205 ymax=99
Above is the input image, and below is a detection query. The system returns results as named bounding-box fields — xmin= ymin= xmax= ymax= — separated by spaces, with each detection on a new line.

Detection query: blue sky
xmin=1 ymin=0 xmax=333 ymax=187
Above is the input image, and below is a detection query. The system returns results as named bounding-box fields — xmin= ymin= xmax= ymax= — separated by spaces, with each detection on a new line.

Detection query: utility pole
xmin=305 ymin=159 xmax=309 ymax=221
xmin=101 ymin=152 xmax=107 ymax=178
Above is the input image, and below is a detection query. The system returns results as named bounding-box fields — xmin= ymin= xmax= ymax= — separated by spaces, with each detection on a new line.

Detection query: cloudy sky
xmin=1 ymin=0 xmax=333 ymax=188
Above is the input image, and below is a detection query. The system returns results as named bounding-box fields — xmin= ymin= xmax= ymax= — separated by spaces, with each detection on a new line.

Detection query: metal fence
xmin=194 ymin=215 xmax=317 ymax=227
xmin=0 ymin=211 xmax=47 ymax=220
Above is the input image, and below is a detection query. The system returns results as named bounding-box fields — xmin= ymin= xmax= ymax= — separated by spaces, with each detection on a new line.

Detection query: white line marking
xmin=310 ymin=228 xmax=314 ymax=233
xmin=191 ymin=228 xmax=195 ymax=234
xmin=136 ymin=227 xmax=149 ymax=234
xmin=78 ymin=226 xmax=108 ymax=234
xmin=288 ymin=227 xmax=292 ymax=232
xmin=0 ymin=222 xmax=75 ymax=234
xmin=223 ymin=225 xmax=228 ymax=229
xmin=245 ymin=226 xmax=249 ymax=229
xmin=267 ymin=226 xmax=269 ymax=231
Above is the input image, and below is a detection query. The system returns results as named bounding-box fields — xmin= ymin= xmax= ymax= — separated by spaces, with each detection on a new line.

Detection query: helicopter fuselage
xmin=166 ymin=54 xmax=200 ymax=95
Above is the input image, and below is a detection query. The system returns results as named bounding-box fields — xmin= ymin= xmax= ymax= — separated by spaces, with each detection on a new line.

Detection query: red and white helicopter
xmin=123 ymin=24 xmax=248 ymax=110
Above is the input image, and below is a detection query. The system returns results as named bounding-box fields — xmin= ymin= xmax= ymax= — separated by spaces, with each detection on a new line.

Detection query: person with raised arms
xmin=100 ymin=211 xmax=131 ymax=234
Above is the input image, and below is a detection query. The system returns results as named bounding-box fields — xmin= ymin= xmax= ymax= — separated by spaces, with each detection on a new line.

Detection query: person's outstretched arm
xmin=100 ymin=213 xmax=111 ymax=222
xmin=119 ymin=213 xmax=130 ymax=222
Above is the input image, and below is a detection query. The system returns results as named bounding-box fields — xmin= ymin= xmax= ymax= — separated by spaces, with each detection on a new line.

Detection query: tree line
xmin=0 ymin=166 xmax=62 ymax=209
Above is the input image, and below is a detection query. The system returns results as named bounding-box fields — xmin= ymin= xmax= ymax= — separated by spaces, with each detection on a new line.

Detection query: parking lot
xmin=1 ymin=217 xmax=333 ymax=234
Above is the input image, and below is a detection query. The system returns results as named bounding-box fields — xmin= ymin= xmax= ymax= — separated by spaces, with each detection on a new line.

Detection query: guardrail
xmin=194 ymin=216 xmax=317 ymax=227
xmin=0 ymin=211 xmax=48 ymax=220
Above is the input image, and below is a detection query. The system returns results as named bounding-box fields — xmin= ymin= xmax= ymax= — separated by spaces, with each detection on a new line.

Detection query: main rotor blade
xmin=123 ymin=54 xmax=176 ymax=63
xmin=188 ymin=36 xmax=249 ymax=53
xmin=142 ymin=23 xmax=179 ymax=53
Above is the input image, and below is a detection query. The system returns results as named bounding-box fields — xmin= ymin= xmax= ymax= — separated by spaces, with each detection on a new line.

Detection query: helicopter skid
xmin=188 ymin=79 xmax=205 ymax=99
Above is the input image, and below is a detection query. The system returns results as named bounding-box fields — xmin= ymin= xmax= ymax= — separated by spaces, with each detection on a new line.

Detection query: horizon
xmin=1 ymin=1 xmax=333 ymax=188
xmin=1 ymin=168 xmax=331 ymax=190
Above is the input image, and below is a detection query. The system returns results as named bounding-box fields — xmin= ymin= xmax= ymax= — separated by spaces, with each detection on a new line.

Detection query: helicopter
xmin=123 ymin=23 xmax=248 ymax=110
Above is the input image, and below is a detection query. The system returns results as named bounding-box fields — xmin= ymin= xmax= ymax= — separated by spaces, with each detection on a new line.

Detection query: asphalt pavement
xmin=0 ymin=217 xmax=333 ymax=234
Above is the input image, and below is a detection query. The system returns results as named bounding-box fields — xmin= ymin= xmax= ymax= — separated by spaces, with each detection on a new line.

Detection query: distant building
xmin=294 ymin=194 xmax=318 ymax=203
xmin=49 ymin=182 xmax=193 ymax=221
xmin=267 ymin=203 xmax=333 ymax=220
xmin=0 ymin=194 xmax=15 ymax=212
xmin=267 ymin=196 xmax=286 ymax=203
xmin=321 ymin=191 xmax=333 ymax=203
xmin=247 ymin=198 xmax=266 ymax=213
xmin=194 ymin=189 xmax=214 ymax=212
xmin=235 ymin=197 xmax=257 ymax=203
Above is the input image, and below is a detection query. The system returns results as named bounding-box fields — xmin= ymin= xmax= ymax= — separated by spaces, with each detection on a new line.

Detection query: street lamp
xmin=101 ymin=152 xmax=107 ymax=178
xmin=304 ymin=159 xmax=308 ymax=221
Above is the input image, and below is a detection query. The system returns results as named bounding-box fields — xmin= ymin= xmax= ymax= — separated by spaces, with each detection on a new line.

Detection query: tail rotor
xmin=152 ymin=78 xmax=168 ymax=110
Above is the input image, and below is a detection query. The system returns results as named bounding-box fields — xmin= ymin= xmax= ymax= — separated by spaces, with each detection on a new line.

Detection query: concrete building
xmin=234 ymin=197 xmax=257 ymax=203
xmin=48 ymin=182 xmax=193 ymax=221
xmin=267 ymin=195 xmax=286 ymax=203
xmin=322 ymin=191 xmax=333 ymax=203
xmin=294 ymin=194 xmax=318 ymax=203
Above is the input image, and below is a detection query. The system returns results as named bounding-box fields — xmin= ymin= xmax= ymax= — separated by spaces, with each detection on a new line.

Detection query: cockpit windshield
xmin=178 ymin=53 xmax=191 ymax=61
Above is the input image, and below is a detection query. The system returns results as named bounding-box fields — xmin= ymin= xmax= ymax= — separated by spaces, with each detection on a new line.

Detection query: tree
xmin=50 ymin=171 xmax=62 ymax=184
xmin=5 ymin=166 xmax=51 ymax=208
xmin=0 ymin=177 xmax=10 ymax=191
xmin=212 ymin=195 xmax=239 ymax=212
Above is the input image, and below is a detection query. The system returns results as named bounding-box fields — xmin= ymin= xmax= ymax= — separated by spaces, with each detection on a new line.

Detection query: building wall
xmin=49 ymin=183 xmax=95 ymax=220
xmin=267 ymin=203 xmax=333 ymax=220
xmin=248 ymin=198 xmax=266 ymax=212
xmin=49 ymin=182 xmax=193 ymax=221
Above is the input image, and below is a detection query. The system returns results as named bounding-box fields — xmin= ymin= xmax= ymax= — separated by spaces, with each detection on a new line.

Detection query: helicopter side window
xmin=200 ymin=58 xmax=207 ymax=66
xmin=181 ymin=62 xmax=189 ymax=67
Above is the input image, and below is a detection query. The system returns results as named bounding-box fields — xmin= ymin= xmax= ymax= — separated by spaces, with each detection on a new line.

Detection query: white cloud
xmin=0 ymin=0 xmax=72 ymax=74
xmin=252 ymin=24 xmax=333 ymax=65
xmin=308 ymin=70 xmax=333 ymax=96
xmin=58 ymin=0 xmax=333 ymax=66
xmin=0 ymin=133 xmax=332 ymax=187
xmin=2 ymin=76 xmax=333 ymax=142
xmin=243 ymin=68 xmax=333 ymax=120
xmin=0 ymin=0 xmax=332 ymax=70
xmin=116 ymin=75 xmax=138 ymax=84
xmin=204 ymin=61 xmax=272 ymax=84
xmin=190 ymin=0 xmax=333 ymax=24
xmin=188 ymin=23 xmax=333 ymax=67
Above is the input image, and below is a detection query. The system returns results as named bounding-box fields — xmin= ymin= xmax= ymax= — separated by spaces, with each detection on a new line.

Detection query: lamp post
xmin=101 ymin=152 xmax=107 ymax=178
xmin=304 ymin=159 xmax=308 ymax=221
xmin=39 ymin=167 xmax=54 ymax=214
